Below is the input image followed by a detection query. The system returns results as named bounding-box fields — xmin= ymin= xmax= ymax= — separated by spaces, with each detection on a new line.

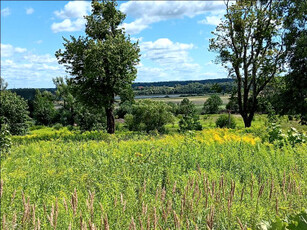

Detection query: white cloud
xmin=26 ymin=7 xmax=34 ymax=15
xmin=135 ymin=38 xmax=207 ymax=81
xmin=198 ymin=15 xmax=223 ymax=26
xmin=140 ymin=38 xmax=194 ymax=66
xmin=1 ymin=7 xmax=11 ymax=17
xmin=35 ymin=40 xmax=43 ymax=44
xmin=52 ymin=1 xmax=91 ymax=33
xmin=54 ymin=1 xmax=91 ymax=19
xmin=1 ymin=44 xmax=27 ymax=57
xmin=1 ymin=44 xmax=65 ymax=88
xmin=120 ymin=1 xmax=225 ymax=34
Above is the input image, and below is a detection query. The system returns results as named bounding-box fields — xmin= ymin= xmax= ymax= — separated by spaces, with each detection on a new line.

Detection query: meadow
xmin=1 ymin=118 xmax=306 ymax=229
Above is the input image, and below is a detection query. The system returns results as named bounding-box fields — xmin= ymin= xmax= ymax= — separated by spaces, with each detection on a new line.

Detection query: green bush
xmin=216 ymin=114 xmax=236 ymax=129
xmin=125 ymin=100 xmax=174 ymax=133
xmin=0 ymin=91 xmax=30 ymax=135
xmin=203 ymin=94 xmax=223 ymax=114
xmin=178 ymin=98 xmax=202 ymax=132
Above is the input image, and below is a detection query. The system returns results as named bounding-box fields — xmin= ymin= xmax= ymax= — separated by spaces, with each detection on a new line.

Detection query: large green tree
xmin=278 ymin=0 xmax=307 ymax=124
xmin=209 ymin=0 xmax=285 ymax=127
xmin=56 ymin=0 xmax=140 ymax=133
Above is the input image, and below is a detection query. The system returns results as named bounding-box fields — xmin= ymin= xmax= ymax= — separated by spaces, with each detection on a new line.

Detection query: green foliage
xmin=1 ymin=129 xmax=306 ymax=229
xmin=125 ymin=100 xmax=174 ymax=133
xmin=209 ymin=0 xmax=284 ymax=127
xmin=33 ymin=90 xmax=57 ymax=126
xmin=203 ymin=94 xmax=223 ymax=114
xmin=0 ymin=124 xmax=11 ymax=154
xmin=53 ymin=77 xmax=76 ymax=126
xmin=0 ymin=90 xmax=30 ymax=135
xmin=258 ymin=210 xmax=307 ymax=230
xmin=277 ymin=0 xmax=307 ymax=124
xmin=178 ymin=98 xmax=196 ymax=116
xmin=178 ymin=98 xmax=202 ymax=132
xmin=267 ymin=124 xmax=306 ymax=146
xmin=116 ymin=101 xmax=133 ymax=119
xmin=226 ymin=94 xmax=239 ymax=113
xmin=116 ymin=85 xmax=135 ymax=118
xmin=74 ymin=105 xmax=106 ymax=131
xmin=178 ymin=115 xmax=202 ymax=132
xmin=56 ymin=0 xmax=140 ymax=133
xmin=216 ymin=114 xmax=236 ymax=129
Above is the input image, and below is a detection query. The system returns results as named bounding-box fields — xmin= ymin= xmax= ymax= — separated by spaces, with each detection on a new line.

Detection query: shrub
xmin=177 ymin=98 xmax=202 ymax=132
xmin=125 ymin=100 xmax=174 ymax=133
xmin=203 ymin=95 xmax=223 ymax=114
xmin=179 ymin=115 xmax=202 ymax=132
xmin=0 ymin=91 xmax=30 ymax=135
xmin=53 ymin=123 xmax=63 ymax=130
xmin=216 ymin=114 xmax=236 ymax=129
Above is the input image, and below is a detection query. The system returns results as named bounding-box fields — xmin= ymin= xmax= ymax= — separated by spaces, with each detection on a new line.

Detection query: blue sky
xmin=1 ymin=1 xmax=228 ymax=88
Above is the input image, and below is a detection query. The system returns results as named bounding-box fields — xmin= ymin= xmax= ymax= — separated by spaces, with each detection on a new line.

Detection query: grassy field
xmin=1 ymin=119 xmax=307 ymax=229
xmin=136 ymin=94 xmax=230 ymax=113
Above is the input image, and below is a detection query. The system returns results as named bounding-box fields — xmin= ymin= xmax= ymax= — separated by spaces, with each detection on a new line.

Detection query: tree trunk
xmin=105 ymin=107 xmax=115 ymax=134
xmin=242 ymin=114 xmax=253 ymax=128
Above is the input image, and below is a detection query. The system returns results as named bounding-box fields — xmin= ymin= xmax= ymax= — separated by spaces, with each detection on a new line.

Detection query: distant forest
xmin=10 ymin=78 xmax=234 ymax=100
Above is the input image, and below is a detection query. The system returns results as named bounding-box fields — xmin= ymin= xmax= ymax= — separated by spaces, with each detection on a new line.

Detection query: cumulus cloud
xmin=141 ymin=38 xmax=194 ymax=66
xmin=198 ymin=15 xmax=223 ymax=26
xmin=51 ymin=1 xmax=91 ymax=33
xmin=1 ymin=7 xmax=11 ymax=17
xmin=135 ymin=38 xmax=207 ymax=81
xmin=120 ymin=1 xmax=225 ymax=34
xmin=1 ymin=44 xmax=65 ymax=88
xmin=1 ymin=44 xmax=27 ymax=57
xmin=26 ymin=7 xmax=34 ymax=15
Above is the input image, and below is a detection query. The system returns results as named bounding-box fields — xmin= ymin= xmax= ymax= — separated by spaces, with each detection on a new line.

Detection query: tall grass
xmin=1 ymin=129 xmax=306 ymax=229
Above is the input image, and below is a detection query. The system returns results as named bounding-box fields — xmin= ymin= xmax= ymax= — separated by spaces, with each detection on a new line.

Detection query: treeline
xmin=132 ymin=78 xmax=233 ymax=87
xmin=9 ymin=79 xmax=234 ymax=100
xmin=10 ymin=88 xmax=56 ymax=101
xmin=134 ymin=81 xmax=234 ymax=95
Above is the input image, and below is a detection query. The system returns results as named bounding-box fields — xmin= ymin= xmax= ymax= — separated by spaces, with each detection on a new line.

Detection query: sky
xmin=1 ymin=0 xmax=228 ymax=89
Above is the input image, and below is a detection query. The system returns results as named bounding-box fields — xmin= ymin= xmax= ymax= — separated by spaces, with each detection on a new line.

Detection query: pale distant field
xmin=136 ymin=94 xmax=230 ymax=106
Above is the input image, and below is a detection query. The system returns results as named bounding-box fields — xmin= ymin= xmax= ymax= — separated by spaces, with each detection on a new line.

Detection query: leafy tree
xmin=33 ymin=90 xmax=57 ymax=125
xmin=178 ymin=98 xmax=202 ymax=132
xmin=56 ymin=0 xmax=140 ymax=134
xmin=209 ymin=0 xmax=284 ymax=127
xmin=53 ymin=77 xmax=77 ymax=126
xmin=203 ymin=95 xmax=223 ymax=114
xmin=178 ymin=98 xmax=196 ymax=116
xmin=125 ymin=100 xmax=174 ymax=133
xmin=0 ymin=91 xmax=30 ymax=135
xmin=277 ymin=0 xmax=307 ymax=124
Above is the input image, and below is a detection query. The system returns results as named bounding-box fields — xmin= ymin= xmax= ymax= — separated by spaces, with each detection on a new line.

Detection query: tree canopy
xmin=209 ymin=0 xmax=285 ymax=127
xmin=56 ymin=0 xmax=140 ymax=133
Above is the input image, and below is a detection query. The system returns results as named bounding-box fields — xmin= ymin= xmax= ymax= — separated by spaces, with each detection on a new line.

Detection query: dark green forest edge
xmin=1 ymin=0 xmax=306 ymax=229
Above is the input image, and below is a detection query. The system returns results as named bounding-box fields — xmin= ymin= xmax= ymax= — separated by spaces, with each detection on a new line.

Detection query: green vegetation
xmin=203 ymin=95 xmax=223 ymax=114
xmin=56 ymin=0 xmax=140 ymax=134
xmin=178 ymin=98 xmax=202 ymax=132
xmin=1 ymin=126 xmax=306 ymax=229
xmin=216 ymin=114 xmax=236 ymax=129
xmin=1 ymin=1 xmax=306 ymax=229
xmin=125 ymin=100 xmax=174 ymax=133
xmin=33 ymin=90 xmax=57 ymax=126
xmin=0 ymin=90 xmax=30 ymax=135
